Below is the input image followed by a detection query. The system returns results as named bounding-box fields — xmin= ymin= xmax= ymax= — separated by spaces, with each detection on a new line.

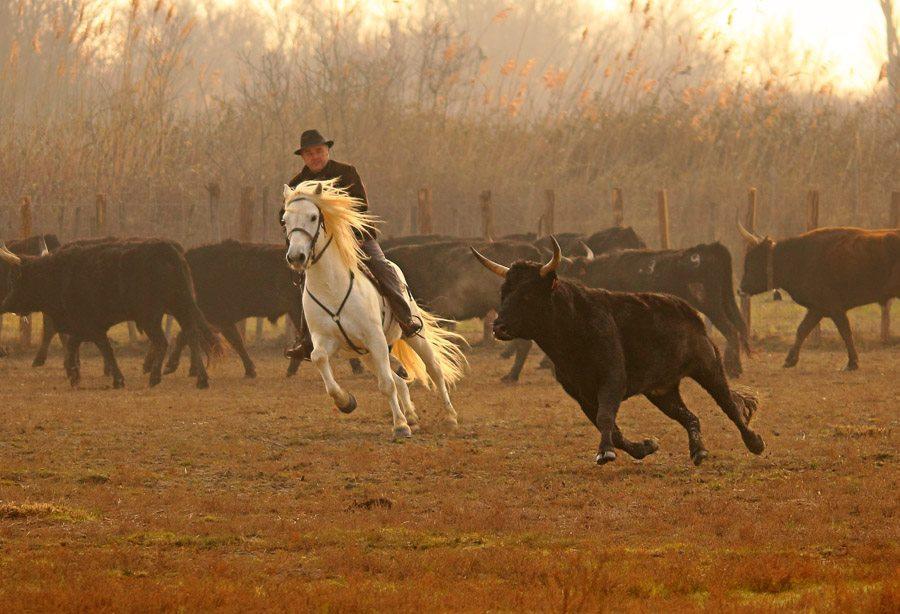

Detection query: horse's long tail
xmin=391 ymin=307 xmax=467 ymax=389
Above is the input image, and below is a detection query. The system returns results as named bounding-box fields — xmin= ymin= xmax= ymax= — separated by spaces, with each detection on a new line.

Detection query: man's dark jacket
xmin=288 ymin=160 xmax=373 ymax=240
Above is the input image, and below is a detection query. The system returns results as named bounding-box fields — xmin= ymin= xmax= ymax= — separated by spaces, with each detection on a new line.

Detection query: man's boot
xmin=285 ymin=313 xmax=314 ymax=361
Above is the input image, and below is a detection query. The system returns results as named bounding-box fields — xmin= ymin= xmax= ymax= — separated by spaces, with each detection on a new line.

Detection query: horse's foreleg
xmin=364 ymin=343 xmax=411 ymax=439
xmin=404 ymin=335 xmax=458 ymax=429
xmin=310 ymin=338 xmax=356 ymax=413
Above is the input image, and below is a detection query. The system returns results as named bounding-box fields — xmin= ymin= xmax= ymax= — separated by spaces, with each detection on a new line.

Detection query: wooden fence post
xmin=544 ymin=190 xmax=556 ymax=237
xmin=73 ymin=206 xmax=82 ymax=238
xmin=657 ymin=189 xmax=670 ymax=249
xmin=417 ymin=188 xmax=433 ymax=234
xmin=206 ymin=182 xmax=221 ymax=242
xmin=95 ymin=193 xmax=107 ymax=236
xmin=237 ymin=186 xmax=255 ymax=340
xmin=741 ymin=188 xmax=757 ymax=333
xmin=19 ymin=196 xmax=33 ymax=348
xmin=883 ymin=191 xmax=900 ymax=343
xmin=480 ymin=190 xmax=494 ymax=240
xmin=260 ymin=185 xmax=270 ymax=243
xmin=806 ymin=189 xmax=821 ymax=343
xmin=611 ymin=188 xmax=624 ymax=227
xmin=409 ymin=203 xmax=418 ymax=236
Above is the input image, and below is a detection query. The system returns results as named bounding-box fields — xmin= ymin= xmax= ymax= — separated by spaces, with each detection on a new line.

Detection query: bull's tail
xmin=730 ymin=384 xmax=760 ymax=424
xmin=391 ymin=307 xmax=467 ymax=390
xmin=174 ymin=254 xmax=222 ymax=360
xmin=712 ymin=242 xmax=752 ymax=355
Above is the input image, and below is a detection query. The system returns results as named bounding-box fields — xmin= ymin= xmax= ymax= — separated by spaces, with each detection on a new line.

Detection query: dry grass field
xmin=0 ymin=304 xmax=897 ymax=612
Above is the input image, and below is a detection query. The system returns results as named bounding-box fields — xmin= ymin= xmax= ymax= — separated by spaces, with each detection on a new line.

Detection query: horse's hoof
xmin=393 ymin=424 xmax=413 ymax=439
xmin=595 ymin=450 xmax=617 ymax=465
xmin=337 ymin=393 xmax=357 ymax=414
xmin=443 ymin=416 xmax=459 ymax=430
xmin=691 ymin=449 xmax=709 ymax=466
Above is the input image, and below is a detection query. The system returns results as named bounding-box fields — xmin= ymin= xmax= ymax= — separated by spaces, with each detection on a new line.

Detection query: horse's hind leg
xmin=391 ymin=371 xmax=419 ymax=430
xmin=404 ymin=335 xmax=458 ymax=429
xmin=359 ymin=341 xmax=412 ymax=438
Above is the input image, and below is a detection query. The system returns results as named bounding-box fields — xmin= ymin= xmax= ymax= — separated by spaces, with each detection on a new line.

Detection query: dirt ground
xmin=0 ymin=305 xmax=897 ymax=611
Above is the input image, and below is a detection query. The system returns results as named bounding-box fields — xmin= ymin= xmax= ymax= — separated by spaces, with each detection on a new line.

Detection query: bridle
xmin=284 ymin=197 xmax=332 ymax=267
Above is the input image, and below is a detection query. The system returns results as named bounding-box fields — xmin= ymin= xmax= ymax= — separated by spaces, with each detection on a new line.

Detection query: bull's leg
xmin=691 ymin=352 xmax=765 ymax=455
xmin=646 ymin=387 xmax=708 ymax=465
xmin=403 ymin=334 xmax=458 ymax=429
xmin=310 ymin=336 xmax=360 ymax=416
xmin=784 ymin=309 xmax=823 ymax=368
xmin=706 ymin=308 xmax=742 ymax=378
xmin=830 ymin=311 xmax=859 ymax=371
xmin=163 ymin=330 xmax=187 ymax=374
xmin=182 ymin=326 xmax=209 ymax=389
xmin=32 ymin=313 xmax=56 ymax=367
xmin=141 ymin=346 xmax=155 ymax=374
xmin=611 ymin=424 xmax=659 ymax=460
xmin=880 ymin=300 xmax=892 ymax=344
xmin=501 ymin=339 xmax=533 ymax=383
xmin=93 ymin=334 xmax=125 ymax=389
xmin=219 ymin=321 xmax=257 ymax=378
xmin=594 ymin=393 xmax=623 ymax=464
xmin=143 ymin=320 xmax=168 ymax=387
xmin=63 ymin=336 xmax=82 ymax=387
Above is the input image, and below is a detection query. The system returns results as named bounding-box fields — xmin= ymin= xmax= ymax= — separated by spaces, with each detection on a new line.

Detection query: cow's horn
xmin=737 ymin=221 xmax=761 ymax=246
xmin=579 ymin=241 xmax=594 ymax=260
xmin=0 ymin=243 xmax=22 ymax=266
xmin=540 ymin=236 xmax=562 ymax=277
xmin=471 ymin=247 xmax=509 ymax=278
xmin=37 ymin=236 xmax=49 ymax=256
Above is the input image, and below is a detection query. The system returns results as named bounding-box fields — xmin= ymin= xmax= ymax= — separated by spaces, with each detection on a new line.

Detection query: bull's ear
xmin=314 ymin=182 xmax=323 ymax=195
xmin=283 ymin=184 xmax=292 ymax=198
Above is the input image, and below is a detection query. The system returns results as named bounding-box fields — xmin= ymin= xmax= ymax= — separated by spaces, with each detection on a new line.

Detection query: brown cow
xmin=738 ymin=225 xmax=899 ymax=370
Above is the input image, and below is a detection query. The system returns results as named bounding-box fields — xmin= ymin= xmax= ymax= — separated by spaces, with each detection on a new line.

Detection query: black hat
xmin=294 ymin=129 xmax=334 ymax=155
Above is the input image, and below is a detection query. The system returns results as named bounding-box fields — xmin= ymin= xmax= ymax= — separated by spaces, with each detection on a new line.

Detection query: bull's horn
xmin=539 ymin=236 xmax=562 ymax=277
xmin=471 ymin=247 xmax=509 ymax=278
xmin=0 ymin=243 xmax=22 ymax=266
xmin=38 ymin=236 xmax=49 ymax=256
xmin=737 ymin=221 xmax=761 ymax=246
xmin=579 ymin=241 xmax=594 ymax=260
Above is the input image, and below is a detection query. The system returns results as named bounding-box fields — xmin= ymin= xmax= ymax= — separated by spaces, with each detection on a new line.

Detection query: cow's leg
xmin=784 ymin=309 xmax=823 ymax=368
xmin=403 ymin=334 xmax=458 ymax=429
xmin=143 ymin=320 xmax=168 ymax=387
xmin=706 ymin=308 xmax=742 ymax=378
xmin=93 ymin=334 xmax=125 ymax=389
xmin=32 ymin=313 xmax=56 ymax=367
xmin=691 ymin=352 xmax=765 ymax=455
xmin=646 ymin=387 xmax=708 ymax=465
xmin=830 ymin=311 xmax=859 ymax=371
xmin=501 ymin=339 xmax=532 ymax=383
xmin=63 ymin=336 xmax=82 ymax=387
xmin=163 ymin=330 xmax=187 ymax=374
xmin=219 ymin=321 xmax=257 ymax=378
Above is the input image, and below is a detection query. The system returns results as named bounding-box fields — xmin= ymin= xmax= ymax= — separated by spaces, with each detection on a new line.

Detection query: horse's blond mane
xmin=284 ymin=179 xmax=378 ymax=271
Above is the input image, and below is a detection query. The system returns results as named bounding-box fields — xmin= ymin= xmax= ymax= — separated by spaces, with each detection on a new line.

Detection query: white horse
xmin=281 ymin=180 xmax=466 ymax=438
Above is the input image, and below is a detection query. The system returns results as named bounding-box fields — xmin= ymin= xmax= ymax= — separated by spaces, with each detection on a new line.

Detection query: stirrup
xmin=284 ymin=342 xmax=312 ymax=362
xmin=399 ymin=315 xmax=424 ymax=338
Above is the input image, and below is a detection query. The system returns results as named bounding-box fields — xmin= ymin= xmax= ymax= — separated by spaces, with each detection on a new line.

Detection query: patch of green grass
xmin=0 ymin=502 xmax=97 ymax=522
xmin=124 ymin=531 xmax=242 ymax=549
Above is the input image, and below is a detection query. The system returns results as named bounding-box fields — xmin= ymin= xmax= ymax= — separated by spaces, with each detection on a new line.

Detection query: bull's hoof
xmin=31 ymin=356 xmax=47 ymax=368
xmin=337 ymin=393 xmax=357 ymax=414
xmin=188 ymin=366 xmax=199 ymax=377
xmin=641 ymin=438 xmax=660 ymax=457
xmin=244 ymin=369 xmax=257 ymax=379
xmin=743 ymin=431 xmax=765 ymax=455
xmin=843 ymin=362 xmax=859 ymax=372
xmin=67 ymin=370 xmax=81 ymax=388
xmin=113 ymin=377 xmax=125 ymax=389
xmin=393 ymin=424 xmax=413 ymax=439
xmin=196 ymin=378 xmax=209 ymax=390
xmin=148 ymin=374 xmax=161 ymax=387
xmin=782 ymin=355 xmax=798 ymax=368
xmin=500 ymin=372 xmax=519 ymax=384
xmin=725 ymin=363 xmax=742 ymax=378
xmin=595 ymin=450 xmax=617 ymax=465
xmin=691 ymin=448 xmax=709 ymax=466
xmin=163 ymin=363 xmax=178 ymax=375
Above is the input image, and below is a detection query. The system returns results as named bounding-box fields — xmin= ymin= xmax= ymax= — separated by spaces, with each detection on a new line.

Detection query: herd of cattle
xmin=0 ymin=224 xmax=896 ymax=395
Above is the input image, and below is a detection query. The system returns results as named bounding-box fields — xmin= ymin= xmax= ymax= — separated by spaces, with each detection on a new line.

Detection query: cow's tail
xmin=174 ymin=253 xmax=222 ymax=360
xmin=712 ymin=242 xmax=752 ymax=356
xmin=391 ymin=307 xmax=467 ymax=390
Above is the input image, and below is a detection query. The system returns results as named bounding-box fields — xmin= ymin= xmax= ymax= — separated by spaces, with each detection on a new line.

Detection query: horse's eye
xmin=310 ymin=214 xmax=317 ymax=222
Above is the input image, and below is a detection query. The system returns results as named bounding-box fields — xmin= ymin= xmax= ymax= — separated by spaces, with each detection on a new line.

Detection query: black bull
xmin=472 ymin=240 xmax=765 ymax=466
xmin=0 ymin=238 xmax=220 ymax=389
xmin=738 ymin=225 xmax=899 ymax=371
xmin=160 ymin=240 xmax=305 ymax=379
xmin=563 ymin=242 xmax=750 ymax=377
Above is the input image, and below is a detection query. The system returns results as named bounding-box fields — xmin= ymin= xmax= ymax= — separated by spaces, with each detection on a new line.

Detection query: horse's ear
xmin=314 ymin=183 xmax=323 ymax=195
xmin=283 ymin=184 xmax=292 ymax=198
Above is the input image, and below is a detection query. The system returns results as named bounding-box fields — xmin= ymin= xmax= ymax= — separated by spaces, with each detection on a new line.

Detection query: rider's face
xmin=301 ymin=144 xmax=330 ymax=173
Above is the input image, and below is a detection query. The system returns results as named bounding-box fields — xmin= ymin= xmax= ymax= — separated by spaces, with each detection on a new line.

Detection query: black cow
xmin=0 ymin=238 xmax=220 ymax=388
xmin=503 ymin=227 xmax=646 ymax=257
xmin=0 ymin=234 xmax=62 ymax=366
xmin=738 ymin=225 xmax=899 ymax=370
xmin=162 ymin=240 xmax=303 ymax=378
xmin=563 ymin=242 xmax=749 ymax=377
xmin=385 ymin=239 xmax=543 ymax=381
xmin=472 ymin=239 xmax=765 ymax=465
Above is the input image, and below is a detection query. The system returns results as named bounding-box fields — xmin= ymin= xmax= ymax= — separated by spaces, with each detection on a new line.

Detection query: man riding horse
xmin=284 ymin=129 xmax=422 ymax=361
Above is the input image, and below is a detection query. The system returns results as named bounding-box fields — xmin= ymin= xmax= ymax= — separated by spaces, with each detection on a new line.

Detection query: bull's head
xmin=0 ymin=242 xmax=30 ymax=315
xmin=737 ymin=222 xmax=776 ymax=295
xmin=472 ymin=237 xmax=561 ymax=341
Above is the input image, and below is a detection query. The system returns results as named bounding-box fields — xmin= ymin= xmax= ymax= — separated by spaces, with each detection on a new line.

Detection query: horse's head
xmin=282 ymin=183 xmax=325 ymax=271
